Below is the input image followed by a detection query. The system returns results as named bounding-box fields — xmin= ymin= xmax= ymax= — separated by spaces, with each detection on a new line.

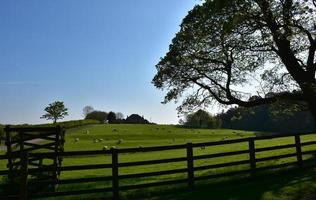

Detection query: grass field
xmin=1 ymin=124 xmax=316 ymax=200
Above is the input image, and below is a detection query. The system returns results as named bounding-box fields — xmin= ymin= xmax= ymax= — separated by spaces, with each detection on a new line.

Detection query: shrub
xmin=85 ymin=111 xmax=108 ymax=123
xmin=184 ymin=109 xmax=222 ymax=129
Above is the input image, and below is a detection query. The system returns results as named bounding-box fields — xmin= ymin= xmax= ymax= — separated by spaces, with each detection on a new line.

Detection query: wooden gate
xmin=4 ymin=125 xmax=65 ymax=191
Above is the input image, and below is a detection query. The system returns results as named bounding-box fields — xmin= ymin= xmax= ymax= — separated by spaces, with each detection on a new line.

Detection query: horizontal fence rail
xmin=1 ymin=131 xmax=316 ymax=200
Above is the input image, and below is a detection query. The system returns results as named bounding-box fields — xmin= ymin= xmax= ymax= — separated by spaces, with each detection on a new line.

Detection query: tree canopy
xmin=107 ymin=111 xmax=117 ymax=124
xmin=153 ymin=0 xmax=316 ymax=122
xmin=85 ymin=111 xmax=108 ymax=123
xmin=41 ymin=101 xmax=68 ymax=124
xmin=83 ymin=106 xmax=94 ymax=117
xmin=184 ymin=109 xmax=221 ymax=128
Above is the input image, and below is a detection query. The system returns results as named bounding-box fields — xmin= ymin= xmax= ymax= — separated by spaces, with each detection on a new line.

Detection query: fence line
xmin=1 ymin=131 xmax=316 ymax=200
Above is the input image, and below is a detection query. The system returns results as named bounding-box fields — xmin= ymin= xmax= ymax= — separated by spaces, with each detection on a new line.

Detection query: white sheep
xmin=103 ymin=146 xmax=108 ymax=150
xmin=74 ymin=138 xmax=79 ymax=142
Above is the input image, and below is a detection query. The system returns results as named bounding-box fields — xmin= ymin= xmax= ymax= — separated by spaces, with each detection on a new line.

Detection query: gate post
xmin=187 ymin=143 xmax=194 ymax=189
xmin=20 ymin=152 xmax=29 ymax=200
xmin=111 ymin=147 xmax=119 ymax=200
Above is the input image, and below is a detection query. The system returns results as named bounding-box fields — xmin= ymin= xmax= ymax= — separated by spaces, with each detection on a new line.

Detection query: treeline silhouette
xmin=218 ymin=103 xmax=315 ymax=133
xmin=182 ymin=102 xmax=315 ymax=133
xmin=85 ymin=110 xmax=151 ymax=124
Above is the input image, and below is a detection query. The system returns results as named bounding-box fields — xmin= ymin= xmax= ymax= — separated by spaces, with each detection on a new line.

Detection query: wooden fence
xmin=1 ymin=131 xmax=316 ymax=200
xmin=4 ymin=126 xmax=65 ymax=187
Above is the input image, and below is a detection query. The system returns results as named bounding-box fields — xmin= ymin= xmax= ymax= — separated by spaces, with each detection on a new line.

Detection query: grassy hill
xmin=60 ymin=125 xmax=316 ymax=199
xmin=64 ymin=124 xmax=257 ymax=151
xmin=1 ymin=124 xmax=316 ymax=200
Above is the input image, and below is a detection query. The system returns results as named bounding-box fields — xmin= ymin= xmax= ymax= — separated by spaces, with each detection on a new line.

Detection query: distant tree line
xmin=217 ymin=102 xmax=315 ymax=133
xmin=181 ymin=109 xmax=221 ymax=129
xmin=183 ymin=101 xmax=315 ymax=133
xmin=83 ymin=106 xmax=151 ymax=124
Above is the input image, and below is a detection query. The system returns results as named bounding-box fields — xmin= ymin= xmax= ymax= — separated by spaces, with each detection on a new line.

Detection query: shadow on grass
xmin=122 ymin=168 xmax=316 ymax=200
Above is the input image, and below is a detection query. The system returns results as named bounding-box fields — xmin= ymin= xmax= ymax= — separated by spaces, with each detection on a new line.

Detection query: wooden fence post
xmin=111 ymin=148 xmax=119 ymax=200
xmin=248 ymin=138 xmax=256 ymax=177
xmin=295 ymin=135 xmax=303 ymax=167
xmin=186 ymin=143 xmax=194 ymax=189
xmin=5 ymin=125 xmax=13 ymax=181
xmin=20 ymin=152 xmax=28 ymax=200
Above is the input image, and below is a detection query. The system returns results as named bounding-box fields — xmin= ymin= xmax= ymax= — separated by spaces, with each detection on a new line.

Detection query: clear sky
xmin=0 ymin=0 xmax=198 ymax=125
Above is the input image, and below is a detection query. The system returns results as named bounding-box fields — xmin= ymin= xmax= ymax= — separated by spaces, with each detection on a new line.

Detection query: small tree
xmin=115 ymin=112 xmax=124 ymax=120
xmin=107 ymin=111 xmax=116 ymax=124
xmin=83 ymin=106 xmax=94 ymax=117
xmin=185 ymin=109 xmax=221 ymax=129
xmin=41 ymin=101 xmax=69 ymax=124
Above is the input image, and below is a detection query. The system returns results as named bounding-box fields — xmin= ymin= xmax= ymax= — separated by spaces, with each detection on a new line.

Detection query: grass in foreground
xmin=1 ymin=124 xmax=316 ymax=200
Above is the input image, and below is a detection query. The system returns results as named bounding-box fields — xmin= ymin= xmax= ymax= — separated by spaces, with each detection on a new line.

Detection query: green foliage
xmin=125 ymin=114 xmax=149 ymax=124
xmin=54 ymin=119 xmax=100 ymax=129
xmin=82 ymin=106 xmax=94 ymax=117
xmin=218 ymin=102 xmax=315 ymax=132
xmin=184 ymin=109 xmax=222 ymax=129
xmin=85 ymin=111 xmax=108 ymax=123
xmin=107 ymin=111 xmax=116 ymax=124
xmin=41 ymin=101 xmax=69 ymax=124
xmin=152 ymin=0 xmax=316 ymax=122
xmin=5 ymin=120 xmax=99 ymax=130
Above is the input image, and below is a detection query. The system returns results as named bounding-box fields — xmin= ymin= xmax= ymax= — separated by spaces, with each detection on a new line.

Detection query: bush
xmin=55 ymin=119 xmax=100 ymax=129
xmin=3 ymin=119 xmax=100 ymax=130
xmin=85 ymin=111 xmax=108 ymax=123
xmin=184 ymin=109 xmax=222 ymax=129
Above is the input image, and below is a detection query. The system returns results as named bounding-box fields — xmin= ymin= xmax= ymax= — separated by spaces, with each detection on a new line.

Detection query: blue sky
xmin=0 ymin=0 xmax=198 ymax=124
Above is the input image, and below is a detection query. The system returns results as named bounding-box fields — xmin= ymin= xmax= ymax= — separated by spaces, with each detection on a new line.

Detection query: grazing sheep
xmin=99 ymin=139 xmax=103 ymax=142
xmin=236 ymin=132 xmax=244 ymax=137
xmin=86 ymin=130 xmax=90 ymax=135
xmin=93 ymin=139 xmax=99 ymax=143
xmin=117 ymin=139 xmax=123 ymax=144
xmin=201 ymin=146 xmax=205 ymax=150
xmin=111 ymin=146 xmax=116 ymax=149
xmin=103 ymin=146 xmax=108 ymax=150
xmin=74 ymin=138 xmax=79 ymax=142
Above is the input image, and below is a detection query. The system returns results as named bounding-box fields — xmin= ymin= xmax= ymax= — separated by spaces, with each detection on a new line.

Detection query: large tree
xmin=153 ymin=0 xmax=316 ymax=123
xmin=41 ymin=101 xmax=69 ymax=124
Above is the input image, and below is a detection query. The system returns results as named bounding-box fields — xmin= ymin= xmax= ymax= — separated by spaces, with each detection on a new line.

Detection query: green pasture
xmin=1 ymin=124 xmax=316 ymax=200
